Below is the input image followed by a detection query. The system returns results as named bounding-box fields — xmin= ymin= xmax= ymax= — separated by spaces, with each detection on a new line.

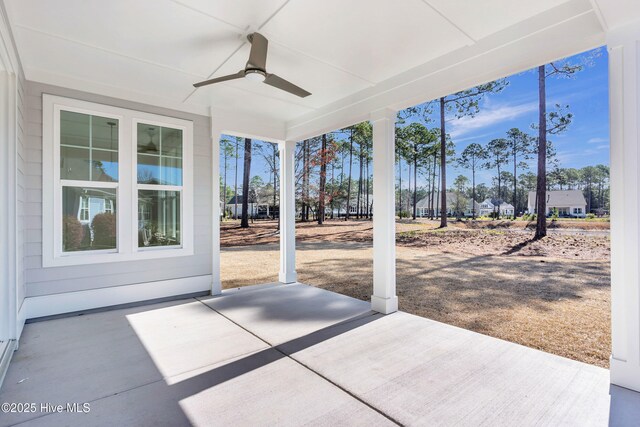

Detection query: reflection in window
xmin=63 ymin=186 xmax=117 ymax=252
xmin=138 ymin=190 xmax=180 ymax=247
xmin=79 ymin=197 xmax=89 ymax=221
xmin=60 ymin=111 xmax=119 ymax=182
xmin=137 ymin=124 xmax=182 ymax=185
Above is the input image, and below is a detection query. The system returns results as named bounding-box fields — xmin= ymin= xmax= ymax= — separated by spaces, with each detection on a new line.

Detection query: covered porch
xmin=2 ymin=282 xmax=638 ymax=426
xmin=2 ymin=0 xmax=640 ymax=424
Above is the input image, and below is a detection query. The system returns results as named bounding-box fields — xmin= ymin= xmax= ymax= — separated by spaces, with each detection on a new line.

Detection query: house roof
xmin=227 ymin=195 xmax=257 ymax=204
xmin=527 ymin=190 xmax=587 ymax=207
xmin=478 ymin=198 xmax=514 ymax=210
xmin=3 ymin=0 xmax=617 ymax=142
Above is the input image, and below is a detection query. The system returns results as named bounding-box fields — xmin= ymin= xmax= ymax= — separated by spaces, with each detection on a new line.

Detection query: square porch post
xmin=608 ymin=23 xmax=640 ymax=392
xmin=210 ymin=123 xmax=222 ymax=295
xmin=278 ymin=140 xmax=297 ymax=283
xmin=371 ymin=108 xmax=398 ymax=314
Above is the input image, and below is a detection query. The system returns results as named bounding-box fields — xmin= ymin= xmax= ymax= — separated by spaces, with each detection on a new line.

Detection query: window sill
xmin=43 ymin=246 xmax=194 ymax=268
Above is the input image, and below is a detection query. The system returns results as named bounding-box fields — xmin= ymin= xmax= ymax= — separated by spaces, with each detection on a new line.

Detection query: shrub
xmin=63 ymin=215 xmax=84 ymax=251
xmin=586 ymin=213 xmax=596 ymax=220
xmin=92 ymin=213 xmax=116 ymax=248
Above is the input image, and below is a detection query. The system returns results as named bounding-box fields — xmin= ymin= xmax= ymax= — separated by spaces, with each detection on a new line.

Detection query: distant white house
xmin=478 ymin=198 xmax=515 ymax=217
xmin=527 ymin=190 xmax=587 ymax=217
xmin=226 ymin=195 xmax=277 ymax=219
xmin=416 ymin=192 xmax=480 ymax=217
xmin=332 ymin=194 xmax=373 ymax=217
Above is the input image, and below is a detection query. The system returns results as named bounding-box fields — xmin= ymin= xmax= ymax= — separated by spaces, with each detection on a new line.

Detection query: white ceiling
xmin=2 ymin=0 xmax=625 ymax=140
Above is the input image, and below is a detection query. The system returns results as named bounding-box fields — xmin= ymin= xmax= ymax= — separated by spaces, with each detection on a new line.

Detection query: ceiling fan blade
xmin=264 ymin=74 xmax=311 ymax=98
xmin=193 ymin=70 xmax=244 ymax=88
xmin=246 ymin=32 xmax=268 ymax=71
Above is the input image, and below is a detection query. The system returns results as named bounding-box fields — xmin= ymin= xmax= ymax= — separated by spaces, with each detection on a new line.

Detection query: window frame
xmin=43 ymin=94 xmax=193 ymax=267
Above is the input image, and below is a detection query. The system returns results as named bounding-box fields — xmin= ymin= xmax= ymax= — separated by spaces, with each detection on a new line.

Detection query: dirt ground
xmin=220 ymin=218 xmax=611 ymax=368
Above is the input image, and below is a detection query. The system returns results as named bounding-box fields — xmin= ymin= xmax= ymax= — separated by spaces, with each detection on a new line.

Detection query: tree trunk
xmin=435 ymin=163 xmax=441 ymax=218
xmin=471 ymin=165 xmax=476 ymax=219
xmin=407 ymin=161 xmax=411 ymax=215
xmin=439 ymin=97 xmax=447 ymax=227
xmin=330 ymin=160 xmax=335 ymax=219
xmin=234 ymin=140 xmax=239 ymax=219
xmin=240 ymin=138 xmax=252 ymax=228
xmin=535 ymin=65 xmax=547 ymax=238
xmin=513 ymin=147 xmax=517 ymax=217
xmin=398 ymin=159 xmax=402 ymax=217
xmin=430 ymin=154 xmax=436 ymax=219
xmin=301 ymin=140 xmax=308 ymax=222
xmin=306 ymin=140 xmax=311 ymax=221
xmin=365 ymin=158 xmax=370 ymax=219
xmin=357 ymin=144 xmax=363 ymax=219
xmin=223 ymin=148 xmax=228 ymax=219
xmin=413 ymin=154 xmax=418 ymax=220
xmin=318 ymin=134 xmax=327 ymax=225
xmin=273 ymin=146 xmax=277 ymax=221
xmin=339 ymin=146 xmax=345 ymax=218
xmin=346 ymin=129 xmax=354 ymax=220
xmin=496 ymin=164 xmax=501 ymax=220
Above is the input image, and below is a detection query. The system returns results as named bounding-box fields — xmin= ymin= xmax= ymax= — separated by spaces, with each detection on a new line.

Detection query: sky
xmin=220 ymin=46 xmax=609 ymax=191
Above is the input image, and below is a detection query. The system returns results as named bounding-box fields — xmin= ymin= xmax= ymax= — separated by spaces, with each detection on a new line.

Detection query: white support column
xmin=278 ymin=140 xmax=297 ymax=283
xmin=370 ymin=108 xmax=398 ymax=314
xmin=210 ymin=122 xmax=222 ymax=295
xmin=608 ymin=22 xmax=640 ymax=392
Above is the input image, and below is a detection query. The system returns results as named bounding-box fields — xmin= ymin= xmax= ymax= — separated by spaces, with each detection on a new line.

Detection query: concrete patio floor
xmin=1 ymin=283 xmax=639 ymax=426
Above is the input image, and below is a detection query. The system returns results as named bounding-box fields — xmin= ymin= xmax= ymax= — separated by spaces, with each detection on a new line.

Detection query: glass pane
xmin=62 ymin=186 xmax=117 ymax=252
xmin=160 ymin=157 xmax=182 ymax=186
xmin=161 ymin=128 xmax=182 ymax=157
xmin=92 ymin=149 xmax=118 ymax=182
xmin=61 ymin=111 xmax=90 ymax=148
xmin=60 ymin=146 xmax=90 ymax=181
xmin=137 ymin=123 xmax=182 ymax=185
xmin=60 ymin=110 xmax=119 ymax=182
xmin=137 ymin=154 xmax=160 ymax=184
xmin=138 ymin=190 xmax=181 ymax=247
xmin=137 ymin=123 xmax=160 ymax=154
xmin=92 ymin=116 xmax=118 ymax=150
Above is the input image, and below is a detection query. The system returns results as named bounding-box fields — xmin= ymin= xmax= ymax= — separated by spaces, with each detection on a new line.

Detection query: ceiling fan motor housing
xmin=245 ymin=68 xmax=267 ymax=82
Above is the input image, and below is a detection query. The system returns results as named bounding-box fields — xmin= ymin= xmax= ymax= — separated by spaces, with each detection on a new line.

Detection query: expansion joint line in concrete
xmin=196 ymin=298 xmax=403 ymax=426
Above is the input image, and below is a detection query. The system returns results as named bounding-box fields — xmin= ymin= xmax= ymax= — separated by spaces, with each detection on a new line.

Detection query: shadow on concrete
xmin=168 ymin=311 xmax=381 ymax=397
xmin=200 ymin=283 xmax=372 ymax=325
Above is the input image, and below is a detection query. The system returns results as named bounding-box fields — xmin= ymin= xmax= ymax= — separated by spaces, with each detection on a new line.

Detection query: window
xmin=79 ymin=197 xmax=89 ymax=222
xmin=135 ymin=123 xmax=183 ymax=249
xmin=43 ymin=95 xmax=193 ymax=267
xmin=59 ymin=110 xmax=119 ymax=253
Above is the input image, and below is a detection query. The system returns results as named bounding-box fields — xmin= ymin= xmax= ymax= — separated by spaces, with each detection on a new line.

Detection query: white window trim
xmin=43 ymin=94 xmax=193 ymax=267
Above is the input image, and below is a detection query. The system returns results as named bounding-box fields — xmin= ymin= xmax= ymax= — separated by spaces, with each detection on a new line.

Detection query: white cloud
xmin=596 ymin=144 xmax=609 ymax=150
xmin=452 ymin=132 xmax=494 ymax=144
xmin=587 ymin=137 xmax=608 ymax=144
xmin=449 ymin=101 xmax=537 ymax=139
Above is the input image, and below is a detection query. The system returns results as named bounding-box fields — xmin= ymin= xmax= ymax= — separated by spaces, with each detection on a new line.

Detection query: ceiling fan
xmin=193 ymin=32 xmax=311 ymax=98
